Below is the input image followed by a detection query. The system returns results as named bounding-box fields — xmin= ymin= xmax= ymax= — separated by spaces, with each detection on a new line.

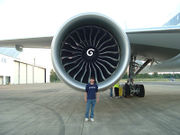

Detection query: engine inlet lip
xmin=51 ymin=13 xmax=130 ymax=91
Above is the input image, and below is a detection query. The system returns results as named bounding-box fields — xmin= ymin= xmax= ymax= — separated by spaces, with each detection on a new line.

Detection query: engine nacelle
xmin=51 ymin=13 xmax=130 ymax=91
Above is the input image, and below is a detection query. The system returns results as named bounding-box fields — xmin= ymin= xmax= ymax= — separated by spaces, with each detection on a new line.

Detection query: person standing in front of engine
xmin=84 ymin=77 xmax=99 ymax=122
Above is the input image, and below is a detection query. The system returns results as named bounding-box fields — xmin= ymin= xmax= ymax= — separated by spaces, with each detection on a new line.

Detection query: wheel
xmin=133 ymin=84 xmax=139 ymax=96
xmin=138 ymin=84 xmax=145 ymax=97
xmin=124 ymin=83 xmax=130 ymax=97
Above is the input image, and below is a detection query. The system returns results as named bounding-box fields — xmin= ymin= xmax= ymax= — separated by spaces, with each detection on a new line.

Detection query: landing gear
xmin=124 ymin=83 xmax=130 ymax=97
xmin=123 ymin=84 xmax=145 ymax=97
xmin=136 ymin=84 xmax=145 ymax=97
xmin=123 ymin=56 xmax=152 ymax=98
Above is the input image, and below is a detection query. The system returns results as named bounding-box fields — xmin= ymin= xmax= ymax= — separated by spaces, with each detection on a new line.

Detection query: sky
xmin=0 ymin=0 xmax=180 ymax=70
xmin=0 ymin=0 xmax=180 ymax=40
xmin=17 ymin=48 xmax=52 ymax=68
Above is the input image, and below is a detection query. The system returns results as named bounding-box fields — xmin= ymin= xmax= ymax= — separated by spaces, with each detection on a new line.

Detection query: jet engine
xmin=51 ymin=13 xmax=130 ymax=91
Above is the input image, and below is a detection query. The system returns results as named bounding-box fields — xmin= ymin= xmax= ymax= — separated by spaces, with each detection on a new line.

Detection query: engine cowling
xmin=51 ymin=13 xmax=130 ymax=91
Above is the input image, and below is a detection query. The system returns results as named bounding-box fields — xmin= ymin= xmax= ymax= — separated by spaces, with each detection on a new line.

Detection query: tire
xmin=138 ymin=84 xmax=145 ymax=97
xmin=124 ymin=83 xmax=130 ymax=97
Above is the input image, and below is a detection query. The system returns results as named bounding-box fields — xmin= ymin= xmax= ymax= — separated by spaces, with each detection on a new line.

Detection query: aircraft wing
xmin=0 ymin=36 xmax=53 ymax=48
xmin=127 ymin=27 xmax=180 ymax=72
xmin=127 ymin=27 xmax=180 ymax=61
xmin=0 ymin=27 xmax=180 ymax=72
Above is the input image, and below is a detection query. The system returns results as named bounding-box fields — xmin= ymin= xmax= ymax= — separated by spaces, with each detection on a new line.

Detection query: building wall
xmin=27 ymin=65 xmax=33 ymax=83
xmin=34 ymin=67 xmax=45 ymax=83
xmin=0 ymin=54 xmax=14 ymax=85
xmin=14 ymin=61 xmax=19 ymax=84
xmin=0 ymin=54 xmax=48 ymax=85
xmin=13 ymin=61 xmax=46 ymax=84
xmin=20 ymin=63 xmax=27 ymax=84
xmin=0 ymin=76 xmax=3 ymax=85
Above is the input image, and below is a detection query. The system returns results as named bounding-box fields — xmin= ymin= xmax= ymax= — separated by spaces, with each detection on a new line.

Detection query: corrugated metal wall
xmin=0 ymin=76 xmax=3 ymax=85
xmin=14 ymin=61 xmax=45 ymax=84
xmin=14 ymin=61 xmax=19 ymax=84
xmin=27 ymin=65 xmax=33 ymax=83
xmin=20 ymin=63 xmax=26 ymax=84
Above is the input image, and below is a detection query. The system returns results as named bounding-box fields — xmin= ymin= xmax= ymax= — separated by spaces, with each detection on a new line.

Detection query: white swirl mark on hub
xmin=86 ymin=48 xmax=95 ymax=56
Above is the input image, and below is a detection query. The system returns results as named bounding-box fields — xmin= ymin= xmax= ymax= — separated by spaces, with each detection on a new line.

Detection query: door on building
xmin=34 ymin=67 xmax=45 ymax=83
xmin=5 ymin=76 xmax=10 ymax=85
xmin=0 ymin=76 xmax=3 ymax=85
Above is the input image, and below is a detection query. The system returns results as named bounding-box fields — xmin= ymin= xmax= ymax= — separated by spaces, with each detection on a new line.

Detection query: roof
xmin=0 ymin=47 xmax=20 ymax=58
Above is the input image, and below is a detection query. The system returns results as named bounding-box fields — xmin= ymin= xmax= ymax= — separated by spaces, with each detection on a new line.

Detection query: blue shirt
xmin=86 ymin=83 xmax=98 ymax=99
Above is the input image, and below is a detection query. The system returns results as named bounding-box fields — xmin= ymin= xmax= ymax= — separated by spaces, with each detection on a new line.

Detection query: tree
xmin=153 ymin=72 xmax=158 ymax=78
xmin=50 ymin=69 xmax=60 ymax=82
xmin=122 ymin=72 xmax=128 ymax=79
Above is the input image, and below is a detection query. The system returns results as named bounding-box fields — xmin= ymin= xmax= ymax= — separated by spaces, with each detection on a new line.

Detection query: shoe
xmin=85 ymin=118 xmax=89 ymax=122
xmin=90 ymin=118 xmax=94 ymax=122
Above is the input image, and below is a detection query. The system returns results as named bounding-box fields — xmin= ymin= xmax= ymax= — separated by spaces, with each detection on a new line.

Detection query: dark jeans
xmin=85 ymin=99 xmax=96 ymax=118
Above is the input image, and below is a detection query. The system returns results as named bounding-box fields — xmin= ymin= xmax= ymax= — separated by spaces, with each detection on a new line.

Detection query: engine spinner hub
xmin=83 ymin=47 xmax=98 ymax=62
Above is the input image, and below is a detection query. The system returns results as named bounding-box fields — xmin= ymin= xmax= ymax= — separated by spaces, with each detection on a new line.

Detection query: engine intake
xmin=51 ymin=13 xmax=130 ymax=91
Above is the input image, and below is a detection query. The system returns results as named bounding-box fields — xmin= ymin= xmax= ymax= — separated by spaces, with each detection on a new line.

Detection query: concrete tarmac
xmin=0 ymin=82 xmax=180 ymax=135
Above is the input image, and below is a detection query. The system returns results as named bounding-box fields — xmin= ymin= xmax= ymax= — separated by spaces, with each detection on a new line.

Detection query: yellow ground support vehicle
xmin=119 ymin=86 xmax=123 ymax=97
xmin=114 ymin=84 xmax=123 ymax=97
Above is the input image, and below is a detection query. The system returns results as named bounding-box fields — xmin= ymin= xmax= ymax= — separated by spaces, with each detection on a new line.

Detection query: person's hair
xmin=90 ymin=76 xmax=95 ymax=80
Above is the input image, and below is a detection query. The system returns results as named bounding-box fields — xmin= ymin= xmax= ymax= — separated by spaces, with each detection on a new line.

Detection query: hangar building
xmin=0 ymin=48 xmax=49 ymax=85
